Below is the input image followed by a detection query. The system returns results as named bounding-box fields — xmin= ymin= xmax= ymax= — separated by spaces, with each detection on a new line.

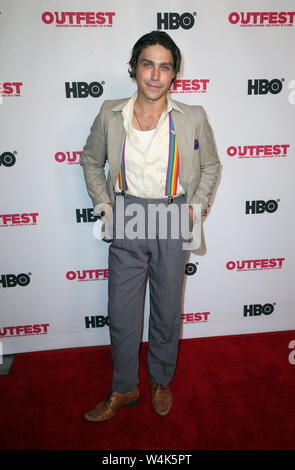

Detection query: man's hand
xmin=100 ymin=203 xmax=113 ymax=243
xmin=101 ymin=203 xmax=113 ymax=218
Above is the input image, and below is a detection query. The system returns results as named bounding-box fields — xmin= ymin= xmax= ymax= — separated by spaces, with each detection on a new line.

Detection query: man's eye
xmin=144 ymin=62 xmax=151 ymax=67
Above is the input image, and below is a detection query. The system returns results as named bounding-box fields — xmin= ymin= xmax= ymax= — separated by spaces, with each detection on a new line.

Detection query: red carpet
xmin=0 ymin=331 xmax=294 ymax=450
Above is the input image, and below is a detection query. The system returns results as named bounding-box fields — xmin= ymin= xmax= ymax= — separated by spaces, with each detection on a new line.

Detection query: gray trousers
xmin=108 ymin=193 xmax=189 ymax=394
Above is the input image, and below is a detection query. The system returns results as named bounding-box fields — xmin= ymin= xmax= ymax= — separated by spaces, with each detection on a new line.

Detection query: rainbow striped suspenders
xmin=118 ymin=112 xmax=179 ymax=203
xmin=165 ymin=113 xmax=179 ymax=200
xmin=117 ymin=136 xmax=127 ymax=192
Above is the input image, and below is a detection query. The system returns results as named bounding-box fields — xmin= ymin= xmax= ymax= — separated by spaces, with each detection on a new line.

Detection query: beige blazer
xmin=80 ymin=97 xmax=220 ymax=250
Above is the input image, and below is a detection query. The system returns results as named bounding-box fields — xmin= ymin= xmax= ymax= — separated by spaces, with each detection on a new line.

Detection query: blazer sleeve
xmin=190 ymin=106 xmax=220 ymax=215
xmin=79 ymin=101 xmax=112 ymax=210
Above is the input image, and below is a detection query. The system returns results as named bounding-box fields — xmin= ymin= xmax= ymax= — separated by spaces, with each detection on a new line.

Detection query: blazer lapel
xmin=171 ymin=109 xmax=194 ymax=191
xmin=107 ymin=111 xmax=125 ymax=187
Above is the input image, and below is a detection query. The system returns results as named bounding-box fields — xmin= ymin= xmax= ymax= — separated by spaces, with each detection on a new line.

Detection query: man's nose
xmin=151 ymin=65 xmax=160 ymax=80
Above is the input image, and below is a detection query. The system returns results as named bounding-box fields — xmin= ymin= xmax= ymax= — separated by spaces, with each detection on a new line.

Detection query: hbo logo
xmin=245 ymin=199 xmax=279 ymax=214
xmin=157 ymin=12 xmax=195 ymax=30
xmin=0 ymin=152 xmax=16 ymax=167
xmin=65 ymin=81 xmax=104 ymax=98
xmin=185 ymin=263 xmax=197 ymax=276
xmin=85 ymin=315 xmax=109 ymax=328
xmin=244 ymin=304 xmax=274 ymax=317
xmin=0 ymin=273 xmax=31 ymax=288
xmin=248 ymin=79 xmax=283 ymax=95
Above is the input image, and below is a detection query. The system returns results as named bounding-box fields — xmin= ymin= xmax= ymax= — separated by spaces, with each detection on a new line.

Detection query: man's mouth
xmin=146 ymin=83 xmax=161 ymax=89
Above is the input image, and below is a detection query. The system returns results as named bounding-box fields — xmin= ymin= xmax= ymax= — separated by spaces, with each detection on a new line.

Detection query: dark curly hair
xmin=128 ymin=31 xmax=181 ymax=84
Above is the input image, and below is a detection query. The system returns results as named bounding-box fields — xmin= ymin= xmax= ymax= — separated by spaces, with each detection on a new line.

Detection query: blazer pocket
xmin=194 ymin=138 xmax=199 ymax=150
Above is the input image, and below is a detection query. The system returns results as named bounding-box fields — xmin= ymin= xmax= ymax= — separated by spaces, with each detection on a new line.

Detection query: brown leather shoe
xmin=84 ymin=388 xmax=139 ymax=422
xmin=150 ymin=382 xmax=172 ymax=416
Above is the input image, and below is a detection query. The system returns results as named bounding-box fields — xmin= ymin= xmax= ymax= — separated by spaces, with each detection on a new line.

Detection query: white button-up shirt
xmin=114 ymin=92 xmax=185 ymax=198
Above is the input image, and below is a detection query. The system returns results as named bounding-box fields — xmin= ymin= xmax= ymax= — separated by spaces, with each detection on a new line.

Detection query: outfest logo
xmin=0 ymin=82 xmax=23 ymax=98
xmin=55 ymin=151 xmax=81 ymax=164
xmin=55 ymin=152 xmax=107 ymax=165
xmin=226 ymin=258 xmax=285 ymax=272
xmin=0 ymin=213 xmax=39 ymax=227
xmin=169 ymin=79 xmax=209 ymax=94
xmin=227 ymin=144 xmax=289 ymax=159
xmin=41 ymin=11 xmax=115 ymax=27
xmin=0 ymin=324 xmax=50 ymax=338
xmin=228 ymin=11 xmax=295 ymax=27
xmin=182 ymin=312 xmax=210 ymax=324
xmin=66 ymin=269 xmax=109 ymax=281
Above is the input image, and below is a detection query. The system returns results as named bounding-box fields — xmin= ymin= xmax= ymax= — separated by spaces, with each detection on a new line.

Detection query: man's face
xmin=134 ymin=44 xmax=175 ymax=103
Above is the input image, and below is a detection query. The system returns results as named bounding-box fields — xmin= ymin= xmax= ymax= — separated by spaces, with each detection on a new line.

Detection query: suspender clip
xmin=168 ymin=196 xmax=173 ymax=204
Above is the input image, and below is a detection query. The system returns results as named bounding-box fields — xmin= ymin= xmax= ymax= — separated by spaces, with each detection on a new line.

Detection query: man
xmin=80 ymin=31 xmax=220 ymax=421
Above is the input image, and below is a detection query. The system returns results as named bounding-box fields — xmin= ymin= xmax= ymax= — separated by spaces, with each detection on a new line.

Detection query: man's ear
xmin=131 ymin=67 xmax=137 ymax=80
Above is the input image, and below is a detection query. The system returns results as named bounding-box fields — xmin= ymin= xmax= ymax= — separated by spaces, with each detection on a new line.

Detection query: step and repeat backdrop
xmin=1 ymin=0 xmax=294 ymax=354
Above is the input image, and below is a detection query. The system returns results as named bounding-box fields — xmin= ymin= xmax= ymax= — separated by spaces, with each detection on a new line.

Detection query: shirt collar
xmin=167 ymin=92 xmax=184 ymax=113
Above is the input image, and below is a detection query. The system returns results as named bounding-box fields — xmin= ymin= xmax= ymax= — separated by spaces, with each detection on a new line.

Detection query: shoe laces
xmin=104 ymin=390 xmax=114 ymax=402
